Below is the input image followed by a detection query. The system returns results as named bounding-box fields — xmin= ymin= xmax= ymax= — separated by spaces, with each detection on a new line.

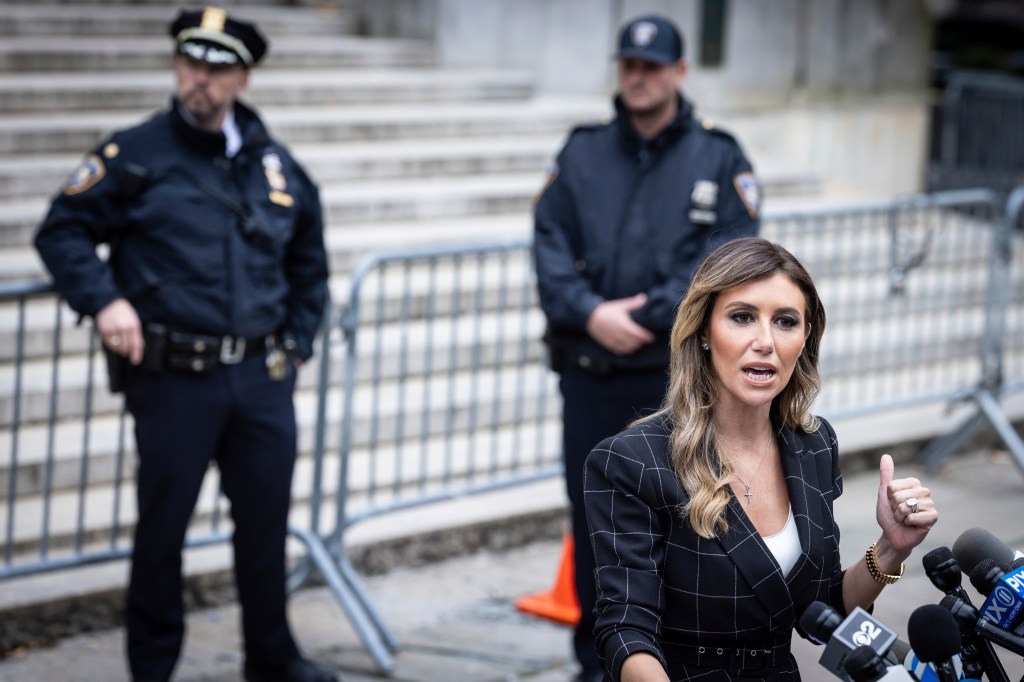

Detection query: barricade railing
xmin=3 ymin=189 xmax=1023 ymax=673
xmin=0 ymin=283 xmax=339 ymax=654
xmin=306 ymin=188 xmax=1024 ymax=671
xmin=914 ymin=188 xmax=1024 ymax=475
xmin=0 ymin=282 xmax=292 ymax=582
xmin=929 ymin=70 xmax=1024 ymax=196
xmin=1004 ymin=188 xmax=1024 ymax=398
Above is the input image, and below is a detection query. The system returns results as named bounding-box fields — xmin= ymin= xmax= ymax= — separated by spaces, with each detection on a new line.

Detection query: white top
xmin=762 ymin=505 xmax=801 ymax=576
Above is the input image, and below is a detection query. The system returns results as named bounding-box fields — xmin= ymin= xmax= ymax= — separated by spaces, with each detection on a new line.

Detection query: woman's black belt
xmin=663 ymin=634 xmax=792 ymax=676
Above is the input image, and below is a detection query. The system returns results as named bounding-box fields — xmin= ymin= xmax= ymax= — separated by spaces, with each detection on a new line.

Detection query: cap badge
xmin=200 ymin=7 xmax=227 ymax=33
xmin=630 ymin=21 xmax=658 ymax=47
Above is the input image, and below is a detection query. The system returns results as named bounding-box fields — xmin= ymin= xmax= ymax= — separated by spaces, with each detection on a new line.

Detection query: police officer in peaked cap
xmin=533 ymin=14 xmax=761 ymax=682
xmin=35 ymin=7 xmax=335 ymax=682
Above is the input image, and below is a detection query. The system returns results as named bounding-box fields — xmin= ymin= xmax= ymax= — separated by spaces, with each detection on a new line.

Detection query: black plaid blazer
xmin=584 ymin=414 xmax=847 ymax=681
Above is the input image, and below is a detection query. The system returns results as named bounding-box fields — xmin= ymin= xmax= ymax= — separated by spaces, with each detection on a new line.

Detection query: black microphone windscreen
xmin=799 ymin=600 xmax=842 ymax=643
xmin=909 ymin=604 xmax=962 ymax=663
xmin=953 ymin=527 xmax=1013 ymax=574
xmin=969 ymin=558 xmax=1001 ymax=596
xmin=844 ymin=644 xmax=887 ymax=682
xmin=922 ymin=546 xmax=956 ymax=572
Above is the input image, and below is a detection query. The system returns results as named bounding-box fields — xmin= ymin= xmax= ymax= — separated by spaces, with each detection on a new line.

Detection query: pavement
xmin=1 ymin=446 xmax=1023 ymax=682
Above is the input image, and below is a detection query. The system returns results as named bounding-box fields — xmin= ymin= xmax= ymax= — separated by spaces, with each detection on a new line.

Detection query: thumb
xmin=878 ymin=454 xmax=894 ymax=495
xmin=625 ymin=293 xmax=648 ymax=310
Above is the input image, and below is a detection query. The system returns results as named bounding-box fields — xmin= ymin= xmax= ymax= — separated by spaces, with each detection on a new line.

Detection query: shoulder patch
xmin=62 ymin=153 xmax=106 ymax=196
xmin=733 ymin=172 xmax=761 ymax=218
xmin=534 ymin=162 xmax=560 ymax=202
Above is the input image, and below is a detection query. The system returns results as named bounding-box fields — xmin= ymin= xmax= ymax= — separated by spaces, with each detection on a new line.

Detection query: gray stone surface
xmin=1 ymin=447 xmax=1022 ymax=681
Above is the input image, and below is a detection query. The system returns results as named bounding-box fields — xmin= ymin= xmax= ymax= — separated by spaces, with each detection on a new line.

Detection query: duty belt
xmin=146 ymin=325 xmax=273 ymax=374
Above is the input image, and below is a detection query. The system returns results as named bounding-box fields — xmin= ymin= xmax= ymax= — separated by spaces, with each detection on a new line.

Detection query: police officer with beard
xmin=34 ymin=7 xmax=333 ymax=682
xmin=533 ymin=15 xmax=761 ymax=682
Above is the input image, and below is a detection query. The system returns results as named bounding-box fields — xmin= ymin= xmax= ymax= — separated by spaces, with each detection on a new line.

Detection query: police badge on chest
xmin=688 ymin=179 xmax=718 ymax=224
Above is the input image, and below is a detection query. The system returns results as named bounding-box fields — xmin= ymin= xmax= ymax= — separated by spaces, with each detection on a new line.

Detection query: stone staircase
xmin=0 ymin=0 xmax=606 ymax=644
xmin=0 ymin=0 xmax=618 ymax=283
xmin=0 ymin=0 xmax=841 ymax=654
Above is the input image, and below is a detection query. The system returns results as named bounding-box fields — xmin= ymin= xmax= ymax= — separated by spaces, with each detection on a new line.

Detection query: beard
xmin=182 ymin=90 xmax=226 ymax=126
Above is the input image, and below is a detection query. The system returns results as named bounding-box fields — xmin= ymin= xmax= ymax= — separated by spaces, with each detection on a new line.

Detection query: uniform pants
xmin=125 ymin=355 xmax=300 ymax=681
xmin=559 ymin=363 xmax=667 ymax=676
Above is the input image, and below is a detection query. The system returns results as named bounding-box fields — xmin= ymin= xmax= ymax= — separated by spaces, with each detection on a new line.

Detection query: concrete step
xmin=0 ymin=134 xmax=560 ymax=199
xmin=0 ymin=163 xmax=830 ymax=252
xmin=0 ymin=365 xmax=559 ymax=504
xmin=0 ymin=211 xmax=534 ymax=281
xmin=0 ymin=0 xmax=318 ymax=5
xmin=0 ymin=436 xmax=564 ymax=571
xmin=0 ymin=35 xmax=436 ymax=73
xmin=0 ymin=68 xmax=537 ymax=114
xmin=0 ymin=172 xmax=546 ymax=249
xmin=0 ymin=96 xmax=608 ymax=154
xmin=0 ymin=301 xmax=547 ymax=409
xmin=1 ymin=3 xmax=355 ymax=37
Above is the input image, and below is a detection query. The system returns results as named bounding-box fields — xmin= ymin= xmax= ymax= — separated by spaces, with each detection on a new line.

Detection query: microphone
xmin=802 ymin=600 xmax=844 ymax=644
xmin=800 ymin=601 xmax=897 ymax=681
xmin=942 ymin=594 xmax=1024 ymax=658
xmin=975 ymin=563 xmax=1024 ymax=634
xmin=968 ymin=558 xmax=1002 ymax=597
xmin=908 ymin=604 xmax=962 ymax=682
xmin=920 ymin=547 xmax=985 ymax=681
xmin=843 ymin=645 xmax=917 ymax=682
xmin=952 ymin=528 xmax=1023 ymax=575
xmin=922 ymin=547 xmax=975 ymax=606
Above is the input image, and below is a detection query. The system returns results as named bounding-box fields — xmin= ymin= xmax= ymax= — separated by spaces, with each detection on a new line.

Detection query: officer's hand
xmin=96 ymin=298 xmax=145 ymax=366
xmin=586 ymin=294 xmax=656 ymax=355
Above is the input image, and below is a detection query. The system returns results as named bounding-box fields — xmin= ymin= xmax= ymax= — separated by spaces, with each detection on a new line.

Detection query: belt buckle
xmin=219 ymin=335 xmax=246 ymax=364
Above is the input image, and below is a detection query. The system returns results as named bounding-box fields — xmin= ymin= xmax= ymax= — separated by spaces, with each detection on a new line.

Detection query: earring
xmin=701 ymin=342 xmax=709 ymax=351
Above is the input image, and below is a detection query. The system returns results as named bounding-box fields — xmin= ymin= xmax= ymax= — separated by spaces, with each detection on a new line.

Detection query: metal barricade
xmin=310 ymin=189 xmax=1022 ymax=671
xmin=3 ymin=190 xmax=1023 ymax=672
xmin=297 ymin=240 xmax=561 ymax=671
xmin=930 ymin=70 xmax=1024 ymax=196
xmin=915 ymin=188 xmax=1024 ymax=475
xmin=761 ymin=189 xmax=1023 ymax=477
xmin=0 ymin=283 xmax=240 ymax=583
xmin=1005 ymin=188 xmax=1024 ymax=399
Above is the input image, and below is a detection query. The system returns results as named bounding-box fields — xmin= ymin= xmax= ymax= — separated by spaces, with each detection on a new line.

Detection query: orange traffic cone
xmin=515 ymin=533 xmax=581 ymax=626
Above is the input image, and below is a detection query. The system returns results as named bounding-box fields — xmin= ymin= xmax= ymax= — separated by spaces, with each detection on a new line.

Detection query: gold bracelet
xmin=865 ymin=542 xmax=904 ymax=585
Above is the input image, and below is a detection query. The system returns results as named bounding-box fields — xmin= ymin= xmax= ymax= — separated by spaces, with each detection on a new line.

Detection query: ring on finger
xmin=109 ymin=335 xmax=122 ymax=346
xmin=906 ymin=497 xmax=919 ymax=514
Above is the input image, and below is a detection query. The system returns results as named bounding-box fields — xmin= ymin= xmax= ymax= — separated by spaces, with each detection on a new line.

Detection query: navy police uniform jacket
xmin=34 ymin=98 xmax=328 ymax=361
xmin=585 ymin=415 xmax=850 ymax=681
xmin=534 ymin=95 xmax=760 ymax=372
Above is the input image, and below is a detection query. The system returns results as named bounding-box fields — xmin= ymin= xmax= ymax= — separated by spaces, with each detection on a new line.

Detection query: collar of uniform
xmin=168 ymin=97 xmax=269 ymax=157
xmin=614 ymin=93 xmax=694 ymax=154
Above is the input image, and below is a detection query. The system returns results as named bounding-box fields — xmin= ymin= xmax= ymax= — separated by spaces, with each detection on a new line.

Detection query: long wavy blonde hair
xmin=643 ymin=237 xmax=826 ymax=538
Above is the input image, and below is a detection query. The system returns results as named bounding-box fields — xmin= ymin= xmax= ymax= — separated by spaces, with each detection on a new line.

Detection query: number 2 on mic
xmin=851 ymin=621 xmax=881 ymax=647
